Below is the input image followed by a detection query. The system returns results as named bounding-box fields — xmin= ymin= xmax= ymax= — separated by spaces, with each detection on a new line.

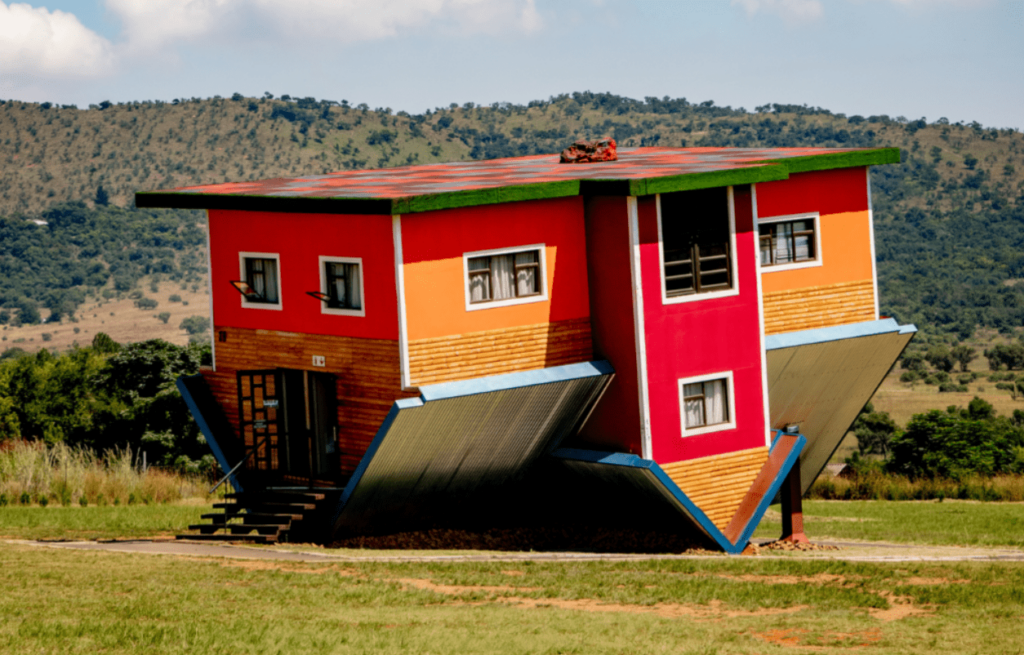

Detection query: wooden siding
xmin=205 ymin=326 xmax=415 ymax=477
xmin=762 ymin=279 xmax=875 ymax=335
xmin=407 ymin=317 xmax=594 ymax=386
xmin=660 ymin=446 xmax=769 ymax=529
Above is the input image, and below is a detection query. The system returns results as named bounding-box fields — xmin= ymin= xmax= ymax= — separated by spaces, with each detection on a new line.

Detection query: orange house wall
xmin=400 ymin=197 xmax=594 ymax=385
xmin=755 ymin=168 xmax=878 ymax=332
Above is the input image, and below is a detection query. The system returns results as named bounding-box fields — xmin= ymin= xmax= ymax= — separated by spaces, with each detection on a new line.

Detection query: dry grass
xmin=811 ymin=472 xmax=1024 ymax=502
xmin=0 ymin=277 xmax=209 ymax=354
xmin=0 ymin=440 xmax=211 ymax=506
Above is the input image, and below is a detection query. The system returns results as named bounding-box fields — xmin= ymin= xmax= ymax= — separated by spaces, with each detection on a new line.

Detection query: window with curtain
xmin=323 ymin=261 xmax=362 ymax=310
xmin=244 ymin=257 xmax=280 ymax=304
xmin=682 ymin=378 xmax=730 ymax=430
xmin=759 ymin=218 xmax=816 ymax=266
xmin=467 ymin=248 xmax=541 ymax=304
xmin=660 ymin=187 xmax=733 ymax=298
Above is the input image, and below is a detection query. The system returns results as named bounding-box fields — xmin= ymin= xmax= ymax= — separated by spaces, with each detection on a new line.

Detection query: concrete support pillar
xmin=780 ymin=463 xmax=809 ymax=543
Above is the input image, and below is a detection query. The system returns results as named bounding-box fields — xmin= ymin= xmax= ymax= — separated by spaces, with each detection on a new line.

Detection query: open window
xmin=658 ymin=187 xmax=738 ymax=304
xmin=464 ymin=245 xmax=547 ymax=311
xmin=314 ymin=256 xmax=365 ymax=317
xmin=237 ymin=252 xmax=282 ymax=310
xmin=757 ymin=213 xmax=821 ymax=271
xmin=678 ymin=371 xmax=736 ymax=437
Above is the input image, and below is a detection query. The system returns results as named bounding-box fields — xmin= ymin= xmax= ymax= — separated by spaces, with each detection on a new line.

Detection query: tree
xmin=851 ymin=403 xmax=899 ymax=456
xmin=950 ymin=344 xmax=976 ymax=372
xmin=901 ymin=352 xmax=927 ymax=372
xmin=91 ymin=332 xmax=120 ymax=354
xmin=94 ymin=185 xmax=109 ymax=206
xmin=157 ymin=312 xmax=171 ymax=324
xmin=925 ymin=345 xmax=955 ymax=373
xmin=179 ymin=315 xmax=210 ymax=336
xmin=888 ymin=399 xmax=1024 ymax=479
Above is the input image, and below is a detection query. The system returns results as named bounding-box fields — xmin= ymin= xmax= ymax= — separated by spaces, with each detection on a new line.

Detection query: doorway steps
xmin=177 ymin=489 xmax=340 ymax=544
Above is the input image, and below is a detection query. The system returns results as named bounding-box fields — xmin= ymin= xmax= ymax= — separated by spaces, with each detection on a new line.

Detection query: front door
xmin=279 ymin=369 xmax=338 ymax=485
xmin=236 ymin=370 xmax=283 ymax=478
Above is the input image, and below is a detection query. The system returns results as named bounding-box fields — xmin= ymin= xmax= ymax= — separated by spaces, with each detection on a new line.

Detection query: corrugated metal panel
xmin=332 ymin=362 xmax=613 ymax=535
xmin=550 ymin=433 xmax=805 ymax=554
xmin=765 ymin=319 xmax=916 ymax=494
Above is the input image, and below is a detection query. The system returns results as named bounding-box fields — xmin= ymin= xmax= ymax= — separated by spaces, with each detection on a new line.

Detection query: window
xmin=317 ymin=256 xmax=365 ymax=316
xmin=464 ymin=245 xmax=547 ymax=310
xmin=758 ymin=215 xmax=818 ymax=268
xmin=238 ymin=253 xmax=282 ymax=309
xmin=659 ymin=187 xmax=736 ymax=301
xmin=678 ymin=372 xmax=736 ymax=436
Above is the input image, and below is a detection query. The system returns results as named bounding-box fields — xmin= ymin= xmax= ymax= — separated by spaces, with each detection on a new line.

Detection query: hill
xmin=1 ymin=92 xmax=1023 ymax=349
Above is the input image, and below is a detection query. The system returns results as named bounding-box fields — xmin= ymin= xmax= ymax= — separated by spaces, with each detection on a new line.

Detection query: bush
xmin=78 ymin=495 xmax=87 ymax=507
xmin=168 ymin=294 xmax=182 ymax=303
xmin=900 ymin=370 xmax=920 ymax=383
xmin=0 ymin=492 xmax=7 ymax=506
xmin=939 ymin=382 xmax=968 ymax=392
xmin=20 ymin=492 xmax=30 ymax=505
xmin=135 ymin=298 xmax=158 ymax=310
xmin=38 ymin=495 xmax=48 ymax=507
xmin=157 ymin=312 xmax=171 ymax=324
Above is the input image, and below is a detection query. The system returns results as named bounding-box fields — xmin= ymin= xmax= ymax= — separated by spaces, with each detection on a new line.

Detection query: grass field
xmin=2 ymin=543 xmax=1024 ymax=654
xmin=754 ymin=500 xmax=1024 ymax=548
xmin=2 ymin=501 xmax=1024 ymax=653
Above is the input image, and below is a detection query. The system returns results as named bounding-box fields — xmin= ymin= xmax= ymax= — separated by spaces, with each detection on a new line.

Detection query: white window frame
xmin=657 ymin=187 xmax=740 ymax=305
xmin=238 ymin=251 xmax=283 ymax=311
xmin=756 ymin=211 xmax=823 ymax=273
xmin=678 ymin=371 xmax=737 ymax=437
xmin=463 ymin=243 xmax=548 ymax=312
xmin=317 ymin=255 xmax=366 ymax=317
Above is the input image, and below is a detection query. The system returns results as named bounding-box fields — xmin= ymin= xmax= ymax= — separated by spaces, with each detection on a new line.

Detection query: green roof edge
xmin=772 ymin=147 xmax=901 ymax=175
xmin=392 ymin=179 xmax=581 ymax=214
xmin=626 ymin=164 xmax=789 ymax=196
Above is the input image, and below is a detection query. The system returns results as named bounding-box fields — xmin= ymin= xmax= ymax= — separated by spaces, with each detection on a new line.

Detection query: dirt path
xmin=10 ymin=538 xmax=1024 ymax=563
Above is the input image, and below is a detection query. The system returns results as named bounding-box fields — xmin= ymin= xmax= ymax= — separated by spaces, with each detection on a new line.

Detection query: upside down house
xmin=137 ymin=145 xmax=915 ymax=552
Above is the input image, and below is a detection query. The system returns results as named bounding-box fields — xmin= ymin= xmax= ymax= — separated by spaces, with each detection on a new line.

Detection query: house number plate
xmin=312 ymin=355 xmax=326 ymax=367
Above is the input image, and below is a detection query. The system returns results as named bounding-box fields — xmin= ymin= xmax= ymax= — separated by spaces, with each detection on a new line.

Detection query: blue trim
xmin=176 ymin=375 xmax=242 ymax=492
xmin=731 ymin=434 xmax=806 ymax=548
xmin=764 ymin=318 xmax=917 ymax=351
xmin=419 ymin=360 xmax=614 ymax=402
xmin=553 ymin=436 xmax=807 ymax=555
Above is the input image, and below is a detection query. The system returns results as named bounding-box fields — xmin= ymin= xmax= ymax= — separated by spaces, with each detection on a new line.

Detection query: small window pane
xmin=468 ymin=257 xmax=491 ymax=302
xmin=491 ymin=255 xmax=515 ymax=300
xmin=245 ymin=257 xmax=279 ymax=303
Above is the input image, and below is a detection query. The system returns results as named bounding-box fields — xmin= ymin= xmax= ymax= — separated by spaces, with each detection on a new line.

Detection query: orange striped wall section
xmin=660 ymin=447 xmax=769 ymax=530
xmin=762 ymin=279 xmax=876 ymax=335
xmin=407 ymin=317 xmax=593 ymax=386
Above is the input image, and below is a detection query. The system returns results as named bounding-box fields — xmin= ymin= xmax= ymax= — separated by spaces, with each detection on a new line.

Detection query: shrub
xmin=938 ymin=382 xmax=968 ymax=392
xmin=78 ymin=495 xmax=87 ymax=507
xmin=20 ymin=492 xmax=30 ymax=505
xmin=900 ymin=370 xmax=919 ymax=383
xmin=38 ymin=495 xmax=48 ymax=507
xmin=168 ymin=294 xmax=182 ymax=303
xmin=0 ymin=492 xmax=7 ymax=506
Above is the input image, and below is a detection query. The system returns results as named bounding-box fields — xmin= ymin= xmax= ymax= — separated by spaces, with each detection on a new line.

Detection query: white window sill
xmin=662 ymin=287 xmax=740 ymax=306
xmin=760 ymin=259 xmax=823 ymax=273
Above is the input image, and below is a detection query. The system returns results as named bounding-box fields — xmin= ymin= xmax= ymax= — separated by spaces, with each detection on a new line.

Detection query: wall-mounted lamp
xmin=306 ymin=291 xmax=331 ymax=302
xmin=230 ymin=280 xmax=264 ymax=301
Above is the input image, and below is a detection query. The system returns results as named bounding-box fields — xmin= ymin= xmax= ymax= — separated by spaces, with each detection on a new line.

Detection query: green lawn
xmin=0 ymin=503 xmax=210 ymax=540
xmin=2 ymin=543 xmax=1024 ymax=654
xmin=754 ymin=500 xmax=1024 ymax=548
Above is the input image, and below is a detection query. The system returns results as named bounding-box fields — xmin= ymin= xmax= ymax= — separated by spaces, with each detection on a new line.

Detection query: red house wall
xmin=637 ymin=187 xmax=769 ymax=464
xmin=574 ymin=196 xmax=643 ymax=455
xmin=207 ymin=210 xmax=398 ymax=340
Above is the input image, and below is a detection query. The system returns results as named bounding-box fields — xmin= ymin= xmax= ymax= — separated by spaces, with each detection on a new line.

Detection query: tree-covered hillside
xmin=1 ymin=92 xmax=1022 ymax=340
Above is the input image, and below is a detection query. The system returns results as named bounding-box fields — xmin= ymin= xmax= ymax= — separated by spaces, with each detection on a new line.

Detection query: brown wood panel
xmin=762 ymin=279 xmax=875 ymax=335
xmin=661 ymin=447 xmax=769 ymax=529
xmin=204 ymin=326 xmax=416 ymax=479
xmin=408 ymin=317 xmax=594 ymax=386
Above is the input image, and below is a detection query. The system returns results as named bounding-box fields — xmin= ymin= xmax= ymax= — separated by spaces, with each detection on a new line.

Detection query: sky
xmin=0 ymin=0 xmax=1020 ymax=129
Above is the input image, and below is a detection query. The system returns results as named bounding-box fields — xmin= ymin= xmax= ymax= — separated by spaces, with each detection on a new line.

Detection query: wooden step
xmin=228 ymin=491 xmax=326 ymax=502
xmin=201 ymin=512 xmax=302 ymax=523
xmin=227 ymin=524 xmax=283 ymax=536
xmin=211 ymin=503 xmax=245 ymax=512
xmin=176 ymin=533 xmax=277 ymax=544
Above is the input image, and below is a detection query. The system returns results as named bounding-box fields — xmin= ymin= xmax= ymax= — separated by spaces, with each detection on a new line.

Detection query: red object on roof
xmin=560 ymin=138 xmax=618 ymax=163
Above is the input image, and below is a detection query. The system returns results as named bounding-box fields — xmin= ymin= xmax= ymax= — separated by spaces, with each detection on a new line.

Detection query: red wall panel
xmin=208 ymin=210 xmax=398 ymax=340
xmin=638 ymin=187 xmax=768 ymax=463
xmin=574 ymin=196 xmax=643 ymax=454
xmin=755 ymin=167 xmax=869 ymax=218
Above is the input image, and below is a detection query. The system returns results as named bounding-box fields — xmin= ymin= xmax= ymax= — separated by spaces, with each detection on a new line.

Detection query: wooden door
xmin=236 ymin=370 xmax=283 ymax=477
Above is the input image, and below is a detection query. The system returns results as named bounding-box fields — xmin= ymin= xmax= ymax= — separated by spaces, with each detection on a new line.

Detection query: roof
xmin=136 ymin=146 xmax=899 ymax=215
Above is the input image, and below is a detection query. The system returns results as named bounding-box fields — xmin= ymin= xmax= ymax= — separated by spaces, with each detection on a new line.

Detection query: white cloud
xmin=104 ymin=0 xmax=543 ymax=50
xmin=732 ymin=0 xmax=824 ymax=23
xmin=0 ymin=2 xmax=115 ymax=78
